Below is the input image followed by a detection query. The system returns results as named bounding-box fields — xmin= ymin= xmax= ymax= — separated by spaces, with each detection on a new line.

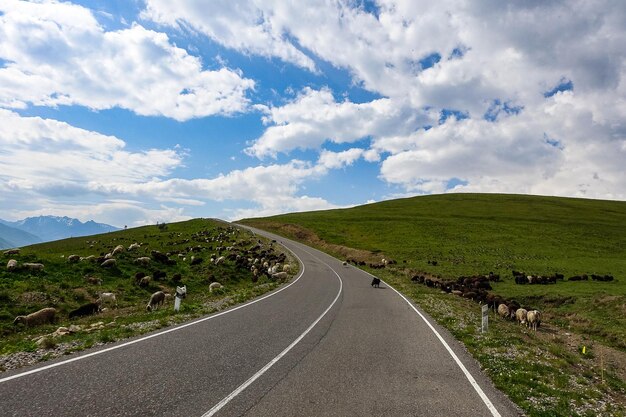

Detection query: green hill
xmin=241 ymin=193 xmax=626 ymax=417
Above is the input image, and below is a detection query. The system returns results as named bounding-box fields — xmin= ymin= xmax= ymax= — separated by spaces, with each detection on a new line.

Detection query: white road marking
xmin=362 ymin=269 xmax=503 ymax=417
xmin=202 ymin=249 xmax=343 ymax=417
xmin=0 ymin=248 xmax=306 ymax=385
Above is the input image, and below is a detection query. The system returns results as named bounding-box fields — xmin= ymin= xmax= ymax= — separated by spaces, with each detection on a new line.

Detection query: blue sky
xmin=0 ymin=0 xmax=624 ymax=227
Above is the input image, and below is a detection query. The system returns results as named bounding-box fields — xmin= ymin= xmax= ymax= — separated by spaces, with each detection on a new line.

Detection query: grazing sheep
xmin=80 ymin=255 xmax=95 ymax=262
xmin=7 ymin=259 xmax=18 ymax=271
xmin=497 ymin=304 xmax=510 ymax=319
xmin=67 ymin=255 xmax=80 ymax=263
xmin=4 ymin=248 xmax=20 ymax=256
xmin=139 ymin=276 xmax=151 ymax=287
xmin=371 ymin=277 xmax=381 ymax=288
xmin=111 ymin=245 xmax=125 ymax=256
xmin=98 ymin=292 xmax=117 ymax=307
xmin=209 ymin=282 xmax=223 ymax=292
xmin=214 ymin=256 xmax=225 ymax=265
xmin=69 ymin=302 xmax=101 ymax=319
xmin=272 ymin=272 xmax=288 ymax=281
xmin=14 ymin=307 xmax=56 ymax=327
xmin=527 ymin=310 xmax=541 ymax=331
xmin=101 ymin=259 xmax=116 ymax=268
xmin=135 ymin=257 xmax=151 ymax=266
xmin=515 ymin=308 xmax=528 ymax=326
xmin=85 ymin=276 xmax=102 ymax=285
xmin=146 ymin=291 xmax=165 ymax=311
xmin=128 ymin=243 xmax=141 ymax=251
xmin=23 ymin=263 xmax=44 ymax=271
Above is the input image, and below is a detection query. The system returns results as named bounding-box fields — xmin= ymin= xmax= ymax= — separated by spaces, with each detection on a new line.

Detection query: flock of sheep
xmin=5 ymin=226 xmax=293 ymax=334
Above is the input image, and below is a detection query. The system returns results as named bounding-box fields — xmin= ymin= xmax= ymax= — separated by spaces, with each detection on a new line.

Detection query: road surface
xmin=0 ymin=226 xmax=521 ymax=416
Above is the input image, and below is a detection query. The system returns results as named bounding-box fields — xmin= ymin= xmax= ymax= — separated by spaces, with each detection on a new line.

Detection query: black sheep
xmin=69 ymin=302 xmax=100 ymax=319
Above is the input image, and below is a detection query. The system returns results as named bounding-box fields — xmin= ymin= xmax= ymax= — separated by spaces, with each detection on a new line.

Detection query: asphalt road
xmin=0 ymin=226 xmax=522 ymax=416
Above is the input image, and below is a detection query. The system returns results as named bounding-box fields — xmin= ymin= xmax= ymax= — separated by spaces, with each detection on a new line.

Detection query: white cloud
xmin=318 ymin=148 xmax=364 ymax=170
xmin=0 ymin=0 xmax=255 ymax=120
xmin=246 ymin=87 xmax=430 ymax=158
xmin=0 ymin=110 xmax=346 ymax=224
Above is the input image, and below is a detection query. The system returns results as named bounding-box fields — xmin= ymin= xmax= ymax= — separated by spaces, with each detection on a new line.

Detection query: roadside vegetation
xmin=240 ymin=193 xmax=626 ymax=417
xmin=0 ymin=219 xmax=297 ymax=369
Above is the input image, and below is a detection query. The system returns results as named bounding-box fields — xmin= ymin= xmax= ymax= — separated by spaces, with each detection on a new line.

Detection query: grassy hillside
xmin=241 ymin=193 xmax=626 ymax=417
xmin=0 ymin=219 xmax=296 ymax=362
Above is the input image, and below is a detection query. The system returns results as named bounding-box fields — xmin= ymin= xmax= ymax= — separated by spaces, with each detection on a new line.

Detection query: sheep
xmin=80 ymin=255 xmax=95 ymax=262
xmin=69 ymin=302 xmax=101 ymax=319
xmin=128 ymin=243 xmax=141 ymax=251
xmin=111 ymin=245 xmax=125 ymax=255
xmin=85 ymin=276 xmax=102 ymax=285
xmin=209 ymin=282 xmax=223 ymax=292
xmin=515 ymin=308 xmax=528 ymax=326
xmin=67 ymin=255 xmax=80 ymax=263
xmin=101 ymin=259 xmax=116 ymax=268
xmin=135 ymin=257 xmax=151 ymax=266
xmin=371 ymin=277 xmax=381 ymax=288
xmin=14 ymin=307 xmax=56 ymax=327
xmin=4 ymin=248 xmax=20 ymax=256
xmin=139 ymin=276 xmax=151 ymax=287
xmin=146 ymin=291 xmax=165 ymax=311
xmin=214 ymin=256 xmax=225 ymax=265
xmin=497 ymin=304 xmax=510 ymax=319
xmin=97 ymin=292 xmax=117 ymax=308
xmin=272 ymin=272 xmax=288 ymax=281
xmin=23 ymin=263 xmax=44 ymax=271
xmin=7 ymin=259 xmax=18 ymax=271
xmin=526 ymin=310 xmax=541 ymax=331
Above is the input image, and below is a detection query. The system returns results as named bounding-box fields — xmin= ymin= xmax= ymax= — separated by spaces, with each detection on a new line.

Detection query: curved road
xmin=0 ymin=226 xmax=521 ymax=416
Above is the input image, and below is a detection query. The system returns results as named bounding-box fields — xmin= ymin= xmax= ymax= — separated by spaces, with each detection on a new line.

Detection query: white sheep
xmin=112 ymin=245 xmax=125 ymax=255
xmin=101 ymin=259 xmax=116 ymax=268
xmin=272 ymin=272 xmax=288 ymax=281
xmin=515 ymin=308 xmax=528 ymax=326
xmin=135 ymin=257 xmax=151 ymax=266
xmin=98 ymin=292 xmax=117 ymax=308
xmin=23 ymin=263 xmax=44 ymax=271
xmin=214 ymin=256 xmax=225 ymax=265
xmin=67 ymin=255 xmax=80 ymax=263
xmin=209 ymin=282 xmax=223 ymax=292
xmin=526 ymin=310 xmax=541 ymax=331
xmin=80 ymin=255 xmax=95 ymax=262
xmin=497 ymin=304 xmax=510 ymax=319
xmin=4 ymin=248 xmax=20 ymax=255
xmin=128 ymin=243 xmax=141 ymax=251
xmin=14 ymin=307 xmax=56 ymax=327
xmin=7 ymin=259 xmax=18 ymax=271
xmin=146 ymin=291 xmax=165 ymax=311
xmin=282 ymin=264 xmax=291 ymax=273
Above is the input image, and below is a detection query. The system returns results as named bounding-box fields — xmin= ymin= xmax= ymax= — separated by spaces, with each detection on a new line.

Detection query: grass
xmin=240 ymin=193 xmax=626 ymax=417
xmin=0 ymin=219 xmax=298 ymax=359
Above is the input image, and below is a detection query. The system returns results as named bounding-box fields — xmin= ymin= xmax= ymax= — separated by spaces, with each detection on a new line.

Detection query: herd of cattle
xmin=4 ymin=226 xmax=293 ymax=332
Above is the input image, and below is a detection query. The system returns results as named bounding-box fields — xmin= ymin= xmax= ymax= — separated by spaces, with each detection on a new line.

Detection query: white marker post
xmin=174 ymin=295 xmax=181 ymax=312
xmin=481 ymin=304 xmax=489 ymax=333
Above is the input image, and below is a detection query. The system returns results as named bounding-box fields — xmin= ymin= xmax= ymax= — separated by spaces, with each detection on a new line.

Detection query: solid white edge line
xmin=0 ymin=241 xmax=307 ymax=385
xmin=202 ymin=248 xmax=343 ymax=417
xmin=362 ymin=270 xmax=502 ymax=417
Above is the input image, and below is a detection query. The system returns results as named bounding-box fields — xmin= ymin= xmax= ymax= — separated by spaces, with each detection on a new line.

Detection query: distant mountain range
xmin=0 ymin=216 xmax=119 ymax=249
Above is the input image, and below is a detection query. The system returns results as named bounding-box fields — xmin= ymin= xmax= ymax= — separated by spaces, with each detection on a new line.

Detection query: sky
xmin=0 ymin=0 xmax=625 ymax=228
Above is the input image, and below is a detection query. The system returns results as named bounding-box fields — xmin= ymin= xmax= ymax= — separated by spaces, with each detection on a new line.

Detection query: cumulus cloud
xmin=246 ymin=87 xmax=430 ymax=158
xmin=0 ymin=0 xmax=255 ymax=120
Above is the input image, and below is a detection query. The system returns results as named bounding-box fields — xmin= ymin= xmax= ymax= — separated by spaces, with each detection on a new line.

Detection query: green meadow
xmin=241 ymin=193 xmax=626 ymax=417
